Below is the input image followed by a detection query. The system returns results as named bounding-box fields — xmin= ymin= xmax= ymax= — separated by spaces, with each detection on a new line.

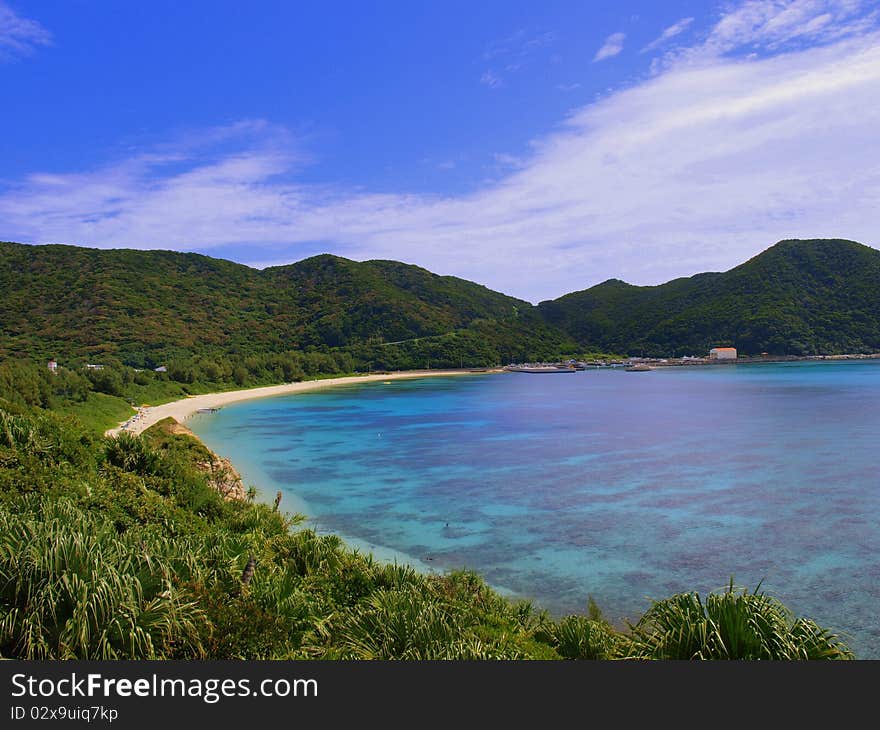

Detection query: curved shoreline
xmin=106 ymin=369 xmax=502 ymax=436
xmin=106 ymin=367 xmax=510 ymax=587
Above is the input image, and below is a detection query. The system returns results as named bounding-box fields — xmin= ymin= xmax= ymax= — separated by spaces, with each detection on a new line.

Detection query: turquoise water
xmin=190 ymin=362 xmax=880 ymax=657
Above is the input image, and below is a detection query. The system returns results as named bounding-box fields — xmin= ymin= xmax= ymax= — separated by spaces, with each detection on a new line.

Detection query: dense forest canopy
xmin=538 ymin=239 xmax=880 ymax=357
xmin=0 ymin=242 xmax=575 ymax=368
xmin=2 ymin=238 xmax=879 ymax=370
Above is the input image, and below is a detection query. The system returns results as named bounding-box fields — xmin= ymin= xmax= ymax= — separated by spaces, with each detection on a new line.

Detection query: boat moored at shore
xmin=504 ymin=364 xmax=578 ymax=373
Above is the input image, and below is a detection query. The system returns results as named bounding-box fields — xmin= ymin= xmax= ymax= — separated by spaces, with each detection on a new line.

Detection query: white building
xmin=47 ymin=359 xmax=58 ymax=373
xmin=709 ymin=347 xmax=737 ymax=360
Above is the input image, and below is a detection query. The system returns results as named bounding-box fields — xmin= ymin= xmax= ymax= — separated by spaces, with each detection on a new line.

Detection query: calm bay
xmin=190 ymin=361 xmax=880 ymax=657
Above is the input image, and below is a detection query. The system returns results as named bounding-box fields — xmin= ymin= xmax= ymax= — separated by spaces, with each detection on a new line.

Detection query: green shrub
xmin=0 ymin=498 xmax=204 ymax=659
xmin=540 ymin=615 xmax=621 ymax=660
xmin=626 ymin=580 xmax=853 ymax=660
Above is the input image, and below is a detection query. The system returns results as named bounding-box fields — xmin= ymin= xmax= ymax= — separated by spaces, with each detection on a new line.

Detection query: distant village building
xmin=84 ymin=363 xmax=105 ymax=370
xmin=154 ymin=366 xmax=167 ymax=372
xmin=709 ymin=347 xmax=737 ymax=360
xmin=47 ymin=359 xmax=58 ymax=373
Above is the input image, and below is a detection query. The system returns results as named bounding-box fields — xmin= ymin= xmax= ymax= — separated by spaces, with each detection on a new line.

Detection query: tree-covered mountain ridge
xmin=2 ymin=237 xmax=878 ymax=363
xmin=0 ymin=241 xmax=572 ymax=366
xmin=538 ymin=238 xmax=880 ymax=356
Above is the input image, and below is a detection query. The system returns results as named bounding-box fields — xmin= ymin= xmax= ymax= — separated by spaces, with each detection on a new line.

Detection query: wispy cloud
xmin=492 ymin=152 xmax=526 ymax=170
xmin=0 ymin=1 xmax=51 ymax=60
xmin=642 ymin=17 xmax=694 ymax=53
xmin=556 ymin=82 xmax=581 ymax=92
xmin=721 ymin=0 xmax=875 ymax=47
xmin=704 ymin=0 xmax=876 ymax=52
xmin=2 ymin=2 xmax=880 ymax=302
xmin=480 ymin=29 xmax=555 ymax=88
xmin=657 ymin=0 xmax=879 ymax=68
xmin=593 ymin=32 xmax=626 ymax=62
xmin=480 ymin=70 xmax=502 ymax=88
xmin=483 ymin=29 xmax=555 ymax=61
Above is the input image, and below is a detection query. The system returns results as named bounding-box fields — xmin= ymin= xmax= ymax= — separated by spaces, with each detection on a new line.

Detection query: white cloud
xmin=2 ymin=2 xmax=880 ymax=302
xmin=642 ymin=17 xmax=694 ymax=53
xmin=593 ymin=32 xmax=626 ymax=62
xmin=671 ymin=0 xmax=878 ymax=65
xmin=480 ymin=29 xmax=555 ymax=88
xmin=492 ymin=153 xmax=526 ymax=170
xmin=483 ymin=29 xmax=555 ymax=61
xmin=0 ymin=1 xmax=51 ymax=60
xmin=480 ymin=70 xmax=502 ymax=88
xmin=713 ymin=0 xmax=872 ymax=48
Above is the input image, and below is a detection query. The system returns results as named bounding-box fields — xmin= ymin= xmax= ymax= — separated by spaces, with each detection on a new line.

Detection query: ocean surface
xmin=190 ymin=361 xmax=880 ymax=657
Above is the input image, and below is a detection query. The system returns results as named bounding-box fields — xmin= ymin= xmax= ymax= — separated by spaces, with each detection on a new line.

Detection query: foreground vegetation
xmin=0 ymin=399 xmax=853 ymax=660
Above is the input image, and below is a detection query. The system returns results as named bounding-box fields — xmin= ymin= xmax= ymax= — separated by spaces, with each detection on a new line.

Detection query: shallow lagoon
xmin=191 ymin=361 xmax=880 ymax=657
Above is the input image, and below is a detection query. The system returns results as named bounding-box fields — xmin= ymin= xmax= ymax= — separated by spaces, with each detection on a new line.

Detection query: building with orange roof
xmin=709 ymin=347 xmax=737 ymax=360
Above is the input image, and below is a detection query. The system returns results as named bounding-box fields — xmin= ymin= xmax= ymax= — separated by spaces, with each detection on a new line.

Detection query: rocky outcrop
xmin=145 ymin=418 xmax=247 ymax=502
xmin=199 ymin=453 xmax=247 ymax=502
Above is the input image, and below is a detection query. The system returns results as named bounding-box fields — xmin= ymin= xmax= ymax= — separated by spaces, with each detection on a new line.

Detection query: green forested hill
xmin=0 ymin=242 xmax=573 ymax=366
xmin=2 ymin=238 xmax=879 ymax=365
xmin=0 ymin=243 xmax=272 ymax=363
xmin=266 ymin=254 xmax=549 ymax=348
xmin=538 ymin=239 xmax=880 ymax=356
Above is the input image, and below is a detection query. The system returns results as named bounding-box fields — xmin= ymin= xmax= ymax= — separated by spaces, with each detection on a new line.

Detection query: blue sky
xmin=2 ymin=1 xmax=879 ymax=301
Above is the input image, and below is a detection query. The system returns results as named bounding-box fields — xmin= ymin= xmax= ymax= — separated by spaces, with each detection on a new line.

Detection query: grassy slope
xmin=55 ymin=392 xmax=134 ymax=433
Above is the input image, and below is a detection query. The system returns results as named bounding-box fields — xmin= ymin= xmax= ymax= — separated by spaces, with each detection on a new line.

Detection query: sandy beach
xmin=106 ymin=369 xmax=499 ymax=437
